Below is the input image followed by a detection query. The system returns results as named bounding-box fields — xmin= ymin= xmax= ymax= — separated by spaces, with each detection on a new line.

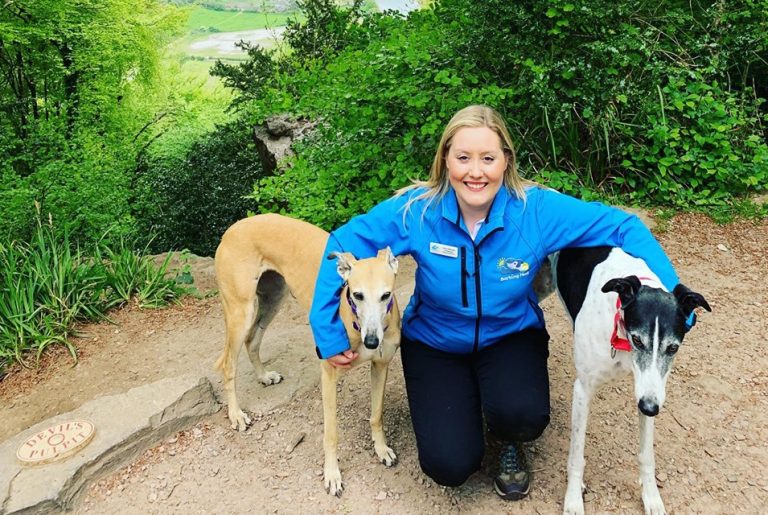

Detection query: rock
xmin=0 ymin=375 xmax=219 ymax=514
xmin=375 ymin=490 xmax=387 ymax=501
xmin=252 ymin=115 xmax=316 ymax=175
xmin=717 ymin=244 xmax=729 ymax=252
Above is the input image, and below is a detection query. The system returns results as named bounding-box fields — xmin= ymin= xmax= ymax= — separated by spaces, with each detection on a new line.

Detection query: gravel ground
xmin=1 ymin=212 xmax=766 ymax=514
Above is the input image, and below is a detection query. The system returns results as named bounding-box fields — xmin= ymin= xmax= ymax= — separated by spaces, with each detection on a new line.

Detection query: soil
xmin=1 ymin=213 xmax=767 ymax=514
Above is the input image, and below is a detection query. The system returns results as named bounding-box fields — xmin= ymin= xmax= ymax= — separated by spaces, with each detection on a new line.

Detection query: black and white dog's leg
xmin=638 ymin=413 xmax=665 ymax=515
xmin=563 ymin=377 xmax=591 ymax=515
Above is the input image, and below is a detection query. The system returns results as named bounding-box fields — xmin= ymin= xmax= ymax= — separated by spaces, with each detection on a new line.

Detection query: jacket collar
xmin=441 ymin=186 xmax=509 ymax=238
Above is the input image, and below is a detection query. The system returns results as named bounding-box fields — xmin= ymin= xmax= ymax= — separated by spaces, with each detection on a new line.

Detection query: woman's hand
xmin=326 ymin=349 xmax=359 ymax=369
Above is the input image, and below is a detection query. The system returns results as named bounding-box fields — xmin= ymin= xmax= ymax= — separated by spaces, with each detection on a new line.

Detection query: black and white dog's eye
xmin=380 ymin=292 xmax=391 ymax=302
xmin=631 ymin=335 xmax=646 ymax=350
xmin=353 ymin=292 xmax=364 ymax=301
xmin=666 ymin=344 xmax=679 ymax=355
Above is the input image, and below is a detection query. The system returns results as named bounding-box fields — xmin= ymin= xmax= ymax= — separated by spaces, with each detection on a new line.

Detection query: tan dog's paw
xmin=375 ymin=444 xmax=397 ymax=467
xmin=323 ymin=466 xmax=343 ymax=497
xmin=228 ymin=409 xmax=251 ymax=431
xmin=258 ymin=370 xmax=283 ymax=386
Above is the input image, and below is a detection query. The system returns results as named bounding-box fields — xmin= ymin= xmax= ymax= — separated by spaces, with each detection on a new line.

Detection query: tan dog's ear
xmin=377 ymin=246 xmax=398 ymax=274
xmin=327 ymin=251 xmax=356 ymax=281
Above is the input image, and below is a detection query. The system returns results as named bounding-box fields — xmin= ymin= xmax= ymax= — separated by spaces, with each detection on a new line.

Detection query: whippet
xmin=214 ymin=213 xmax=401 ymax=496
xmin=552 ymin=246 xmax=710 ymax=515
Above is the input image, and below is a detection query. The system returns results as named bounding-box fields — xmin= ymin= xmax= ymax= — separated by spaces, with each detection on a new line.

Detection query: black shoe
xmin=493 ymin=442 xmax=530 ymax=501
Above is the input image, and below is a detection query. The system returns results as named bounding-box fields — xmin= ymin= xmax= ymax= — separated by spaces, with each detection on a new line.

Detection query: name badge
xmin=429 ymin=242 xmax=458 ymax=258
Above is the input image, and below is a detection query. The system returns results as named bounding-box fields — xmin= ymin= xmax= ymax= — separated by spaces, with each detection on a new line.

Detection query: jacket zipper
xmin=472 ymin=246 xmax=482 ymax=352
xmin=470 ymin=227 xmax=504 ymax=352
xmin=460 ymin=246 xmax=468 ymax=308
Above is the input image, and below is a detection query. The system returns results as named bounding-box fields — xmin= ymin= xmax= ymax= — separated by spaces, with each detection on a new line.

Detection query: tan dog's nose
xmin=363 ymin=333 xmax=380 ymax=349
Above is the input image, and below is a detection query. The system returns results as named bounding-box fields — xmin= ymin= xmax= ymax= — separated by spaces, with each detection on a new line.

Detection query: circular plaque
xmin=16 ymin=420 xmax=96 ymax=466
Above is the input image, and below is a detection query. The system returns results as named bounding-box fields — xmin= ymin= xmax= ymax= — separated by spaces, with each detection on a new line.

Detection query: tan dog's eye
xmin=353 ymin=292 xmax=364 ymax=301
xmin=381 ymin=292 xmax=391 ymax=302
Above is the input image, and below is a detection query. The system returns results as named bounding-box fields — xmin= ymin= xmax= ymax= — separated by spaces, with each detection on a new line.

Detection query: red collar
xmin=610 ymin=277 xmax=655 ymax=353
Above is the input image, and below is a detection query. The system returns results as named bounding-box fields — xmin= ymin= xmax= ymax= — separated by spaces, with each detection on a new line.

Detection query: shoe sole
xmin=493 ymin=481 xmax=530 ymax=501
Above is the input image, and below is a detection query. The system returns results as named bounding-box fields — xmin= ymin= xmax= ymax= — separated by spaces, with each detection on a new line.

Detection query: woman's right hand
xmin=326 ymin=349 xmax=358 ymax=369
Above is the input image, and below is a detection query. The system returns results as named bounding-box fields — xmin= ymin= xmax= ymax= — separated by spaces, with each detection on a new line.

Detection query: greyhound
xmin=552 ymin=246 xmax=710 ymax=515
xmin=214 ymin=213 xmax=401 ymax=496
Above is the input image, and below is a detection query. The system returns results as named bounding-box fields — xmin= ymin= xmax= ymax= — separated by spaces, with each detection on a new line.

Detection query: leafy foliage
xmin=0 ymin=219 xmax=186 ymax=375
xmin=0 ymin=0 xmax=185 ymax=244
xmin=211 ymin=0 xmax=764 ymax=229
xmin=435 ymin=0 xmax=768 ymax=202
xmin=133 ymin=120 xmax=265 ymax=256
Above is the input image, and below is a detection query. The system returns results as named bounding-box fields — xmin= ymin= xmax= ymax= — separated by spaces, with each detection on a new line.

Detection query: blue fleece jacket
xmin=309 ymin=186 xmax=679 ymax=358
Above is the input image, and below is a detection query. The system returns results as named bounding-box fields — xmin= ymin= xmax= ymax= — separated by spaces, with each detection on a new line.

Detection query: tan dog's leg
xmin=245 ymin=271 xmax=286 ymax=386
xmin=321 ymin=362 xmax=343 ymax=496
xmin=370 ymin=360 xmax=397 ymax=466
xmin=217 ymin=299 xmax=256 ymax=431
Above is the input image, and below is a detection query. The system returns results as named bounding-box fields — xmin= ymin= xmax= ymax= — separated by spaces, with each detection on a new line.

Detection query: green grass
xmin=187 ymin=7 xmax=294 ymax=33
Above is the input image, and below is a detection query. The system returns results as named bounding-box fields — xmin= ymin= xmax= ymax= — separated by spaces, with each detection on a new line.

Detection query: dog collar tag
xmin=429 ymin=242 xmax=458 ymax=258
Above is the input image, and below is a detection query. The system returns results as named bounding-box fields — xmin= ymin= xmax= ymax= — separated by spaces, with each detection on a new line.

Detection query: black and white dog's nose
xmin=364 ymin=334 xmax=380 ymax=349
xmin=638 ymin=398 xmax=659 ymax=417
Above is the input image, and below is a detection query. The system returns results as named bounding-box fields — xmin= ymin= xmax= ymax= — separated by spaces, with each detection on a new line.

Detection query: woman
xmin=309 ymin=105 xmax=684 ymax=500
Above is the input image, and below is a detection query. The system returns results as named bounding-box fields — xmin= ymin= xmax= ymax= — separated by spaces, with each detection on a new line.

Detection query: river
xmin=189 ymin=1 xmax=420 ymax=56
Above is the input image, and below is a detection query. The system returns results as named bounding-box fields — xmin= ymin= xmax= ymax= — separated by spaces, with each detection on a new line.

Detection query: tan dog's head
xmin=328 ymin=247 xmax=398 ymax=350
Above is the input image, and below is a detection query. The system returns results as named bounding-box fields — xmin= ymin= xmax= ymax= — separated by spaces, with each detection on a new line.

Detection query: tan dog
xmin=214 ymin=213 xmax=401 ymax=496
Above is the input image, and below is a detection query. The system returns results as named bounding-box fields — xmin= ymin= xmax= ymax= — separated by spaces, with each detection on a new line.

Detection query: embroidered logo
xmin=496 ymin=257 xmax=530 ymax=281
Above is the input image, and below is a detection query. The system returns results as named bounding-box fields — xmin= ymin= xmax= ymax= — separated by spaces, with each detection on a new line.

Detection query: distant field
xmin=187 ymin=7 xmax=295 ymax=33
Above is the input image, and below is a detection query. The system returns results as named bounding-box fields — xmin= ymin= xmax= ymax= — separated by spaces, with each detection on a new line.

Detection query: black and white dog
xmin=551 ymin=247 xmax=710 ymax=515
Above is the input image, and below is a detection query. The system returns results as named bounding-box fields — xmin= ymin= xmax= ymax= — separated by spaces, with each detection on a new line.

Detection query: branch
xmin=132 ymin=111 xmax=170 ymax=143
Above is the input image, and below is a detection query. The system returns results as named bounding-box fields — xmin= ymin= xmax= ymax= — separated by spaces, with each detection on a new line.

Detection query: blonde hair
xmin=397 ymin=105 xmax=534 ymax=221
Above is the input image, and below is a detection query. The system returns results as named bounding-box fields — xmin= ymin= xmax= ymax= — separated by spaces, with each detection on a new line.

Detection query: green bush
xmin=133 ymin=120 xmax=265 ymax=256
xmin=618 ymin=76 xmax=768 ymax=206
xmin=435 ymin=0 xmax=768 ymax=204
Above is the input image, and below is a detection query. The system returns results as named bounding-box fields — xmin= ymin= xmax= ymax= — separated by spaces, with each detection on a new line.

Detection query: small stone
xmin=375 ymin=490 xmax=387 ymax=501
xmin=656 ymin=472 xmax=668 ymax=482
xmin=717 ymin=244 xmax=729 ymax=252
xmin=727 ymin=475 xmax=738 ymax=483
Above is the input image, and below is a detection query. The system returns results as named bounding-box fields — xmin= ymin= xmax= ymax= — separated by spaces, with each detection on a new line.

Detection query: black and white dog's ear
xmin=602 ymin=275 xmax=642 ymax=306
xmin=673 ymin=283 xmax=712 ymax=316
xmin=327 ymin=251 xmax=356 ymax=281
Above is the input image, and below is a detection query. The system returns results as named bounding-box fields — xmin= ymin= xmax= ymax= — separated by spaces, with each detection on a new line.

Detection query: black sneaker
xmin=493 ymin=442 xmax=530 ymax=500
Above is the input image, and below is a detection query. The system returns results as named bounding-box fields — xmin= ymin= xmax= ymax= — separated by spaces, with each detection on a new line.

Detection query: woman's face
xmin=446 ymin=126 xmax=507 ymax=220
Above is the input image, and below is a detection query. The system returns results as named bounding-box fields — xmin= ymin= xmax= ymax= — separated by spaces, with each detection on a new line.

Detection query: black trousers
xmin=401 ymin=328 xmax=551 ymax=487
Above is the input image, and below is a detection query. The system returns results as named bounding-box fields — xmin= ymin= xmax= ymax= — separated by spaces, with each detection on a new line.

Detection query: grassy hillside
xmin=187 ymin=6 xmax=293 ymax=33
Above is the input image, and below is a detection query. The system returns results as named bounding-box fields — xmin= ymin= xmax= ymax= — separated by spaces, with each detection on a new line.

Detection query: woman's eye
xmin=380 ymin=292 xmax=391 ymax=302
xmin=353 ymin=292 xmax=364 ymax=301
xmin=457 ymin=155 xmax=468 ymax=161
xmin=631 ymin=335 xmax=646 ymax=350
xmin=483 ymin=156 xmax=495 ymax=162
xmin=666 ymin=344 xmax=679 ymax=355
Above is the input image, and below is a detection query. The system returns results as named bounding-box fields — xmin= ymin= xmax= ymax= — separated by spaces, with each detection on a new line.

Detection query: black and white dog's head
xmin=602 ymin=277 xmax=711 ymax=417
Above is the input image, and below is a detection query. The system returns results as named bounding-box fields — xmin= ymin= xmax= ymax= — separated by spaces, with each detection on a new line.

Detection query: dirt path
xmin=1 ymin=213 xmax=766 ymax=514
